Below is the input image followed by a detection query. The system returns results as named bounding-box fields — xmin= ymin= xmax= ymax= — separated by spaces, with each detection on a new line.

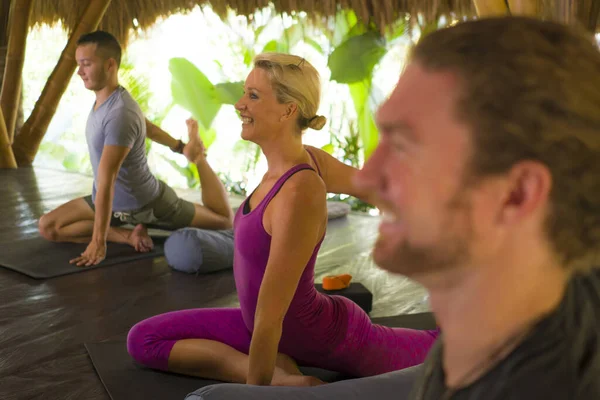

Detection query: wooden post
xmin=0 ymin=0 xmax=10 ymax=91
xmin=554 ymin=0 xmax=577 ymax=25
xmin=0 ymin=107 xmax=17 ymax=168
xmin=472 ymin=0 xmax=510 ymax=17
xmin=578 ymin=0 xmax=600 ymax=32
xmin=1 ymin=0 xmax=34 ymax=143
xmin=12 ymin=0 xmax=112 ymax=166
xmin=507 ymin=0 xmax=538 ymax=16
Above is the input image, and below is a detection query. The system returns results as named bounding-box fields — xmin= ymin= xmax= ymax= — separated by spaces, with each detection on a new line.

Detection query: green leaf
xmin=119 ymin=59 xmax=152 ymax=115
xmin=262 ymin=39 xmax=278 ymax=53
xmin=243 ymin=48 xmax=255 ymax=66
xmin=261 ymin=39 xmax=288 ymax=54
xmin=332 ymin=10 xmax=359 ymax=46
xmin=346 ymin=21 xmax=368 ymax=38
xmin=283 ymin=23 xmax=304 ymax=49
xmin=254 ymin=24 xmax=268 ymax=41
xmin=63 ymin=153 xmax=81 ymax=171
xmin=328 ymin=31 xmax=387 ymax=84
xmin=149 ymin=103 xmax=174 ymax=127
xmin=321 ymin=144 xmax=335 ymax=154
xmin=303 ymin=37 xmax=323 ymax=54
xmin=387 ymin=18 xmax=408 ymax=42
xmin=215 ymin=81 xmax=244 ymax=105
xmin=349 ymin=81 xmax=379 ymax=160
xmin=159 ymin=154 xmax=200 ymax=188
xmin=197 ymin=125 xmax=217 ymax=149
xmin=169 ymin=57 xmax=221 ymax=131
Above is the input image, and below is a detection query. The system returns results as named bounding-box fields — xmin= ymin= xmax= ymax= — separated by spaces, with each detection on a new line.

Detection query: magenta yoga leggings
xmin=127 ymin=297 xmax=439 ymax=377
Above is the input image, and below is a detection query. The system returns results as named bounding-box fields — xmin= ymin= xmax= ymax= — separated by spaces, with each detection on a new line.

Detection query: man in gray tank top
xmin=38 ymin=31 xmax=233 ymax=267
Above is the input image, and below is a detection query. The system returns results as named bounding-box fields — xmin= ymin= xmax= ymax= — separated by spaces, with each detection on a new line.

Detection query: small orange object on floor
xmin=322 ymin=274 xmax=353 ymax=291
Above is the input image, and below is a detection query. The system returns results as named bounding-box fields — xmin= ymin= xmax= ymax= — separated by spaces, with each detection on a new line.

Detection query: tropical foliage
xmin=29 ymin=5 xmax=422 ymax=211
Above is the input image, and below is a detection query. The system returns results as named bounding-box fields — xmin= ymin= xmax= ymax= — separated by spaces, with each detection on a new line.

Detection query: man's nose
xmin=355 ymin=144 xmax=386 ymax=188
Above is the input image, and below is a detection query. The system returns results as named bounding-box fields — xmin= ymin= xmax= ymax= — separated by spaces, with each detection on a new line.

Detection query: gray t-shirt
xmin=85 ymin=86 xmax=160 ymax=211
xmin=410 ymin=268 xmax=600 ymax=400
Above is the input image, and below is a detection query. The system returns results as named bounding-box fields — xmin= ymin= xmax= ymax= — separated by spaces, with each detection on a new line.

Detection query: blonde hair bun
xmin=308 ymin=115 xmax=327 ymax=131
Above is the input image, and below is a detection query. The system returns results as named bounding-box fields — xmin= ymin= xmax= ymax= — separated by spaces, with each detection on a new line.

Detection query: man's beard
xmin=374 ymin=188 xmax=475 ymax=278
xmin=374 ymin=229 xmax=471 ymax=277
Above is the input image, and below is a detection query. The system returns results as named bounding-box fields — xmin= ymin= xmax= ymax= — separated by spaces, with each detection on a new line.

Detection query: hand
xmin=183 ymin=118 xmax=207 ymax=164
xmin=70 ymin=240 xmax=107 ymax=267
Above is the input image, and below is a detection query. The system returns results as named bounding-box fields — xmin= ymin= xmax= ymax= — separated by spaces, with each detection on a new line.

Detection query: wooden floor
xmin=0 ymin=167 xmax=428 ymax=400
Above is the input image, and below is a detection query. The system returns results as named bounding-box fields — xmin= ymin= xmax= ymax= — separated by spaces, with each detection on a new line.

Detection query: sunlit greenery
xmin=24 ymin=5 xmax=417 ymax=211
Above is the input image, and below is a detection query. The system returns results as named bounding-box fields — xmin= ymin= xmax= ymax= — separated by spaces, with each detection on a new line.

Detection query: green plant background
xmin=26 ymin=6 xmax=441 ymax=212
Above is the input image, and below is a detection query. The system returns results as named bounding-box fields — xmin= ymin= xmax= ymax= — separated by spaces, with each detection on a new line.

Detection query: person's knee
xmin=127 ymin=321 xmax=159 ymax=368
xmin=38 ymin=214 xmax=58 ymax=241
xmin=220 ymin=214 xmax=233 ymax=230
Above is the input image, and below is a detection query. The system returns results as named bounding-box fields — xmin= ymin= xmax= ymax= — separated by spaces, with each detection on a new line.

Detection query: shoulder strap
xmin=256 ymin=164 xmax=316 ymax=214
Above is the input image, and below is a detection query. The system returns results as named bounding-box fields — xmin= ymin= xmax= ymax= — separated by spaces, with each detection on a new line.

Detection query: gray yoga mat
xmin=0 ymin=236 xmax=166 ymax=279
xmin=85 ymin=312 xmax=437 ymax=400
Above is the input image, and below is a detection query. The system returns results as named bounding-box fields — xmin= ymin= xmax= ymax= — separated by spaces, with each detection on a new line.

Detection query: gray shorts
xmin=84 ymin=180 xmax=196 ymax=230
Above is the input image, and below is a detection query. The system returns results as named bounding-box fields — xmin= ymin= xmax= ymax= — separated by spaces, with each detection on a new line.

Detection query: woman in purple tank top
xmin=126 ymin=53 xmax=439 ymax=386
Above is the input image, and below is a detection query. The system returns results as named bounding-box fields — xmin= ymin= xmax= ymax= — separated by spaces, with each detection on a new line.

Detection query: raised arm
xmin=246 ymin=171 xmax=327 ymax=385
xmin=71 ymin=145 xmax=130 ymax=266
xmin=145 ymin=118 xmax=184 ymax=153
xmin=305 ymin=145 xmax=377 ymax=207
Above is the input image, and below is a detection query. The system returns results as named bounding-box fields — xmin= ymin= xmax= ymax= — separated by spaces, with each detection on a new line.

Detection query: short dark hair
xmin=412 ymin=17 xmax=600 ymax=269
xmin=77 ymin=30 xmax=122 ymax=67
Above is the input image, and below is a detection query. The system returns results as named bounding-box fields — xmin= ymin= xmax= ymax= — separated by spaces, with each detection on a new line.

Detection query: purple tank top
xmin=233 ymin=163 xmax=346 ymax=349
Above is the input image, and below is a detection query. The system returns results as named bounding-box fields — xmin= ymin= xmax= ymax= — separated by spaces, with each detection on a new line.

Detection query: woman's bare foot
xmin=271 ymin=368 xmax=326 ymax=387
xmin=275 ymin=353 xmax=302 ymax=375
xmin=129 ymin=224 xmax=153 ymax=252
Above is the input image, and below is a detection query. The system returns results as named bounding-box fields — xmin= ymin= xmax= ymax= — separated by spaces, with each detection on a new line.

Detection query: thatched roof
xmin=29 ymin=0 xmax=481 ymax=46
xmin=23 ymin=0 xmax=600 ymax=49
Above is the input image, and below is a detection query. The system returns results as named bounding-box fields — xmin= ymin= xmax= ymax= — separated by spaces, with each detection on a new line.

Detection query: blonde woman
xmin=127 ymin=53 xmax=439 ymax=386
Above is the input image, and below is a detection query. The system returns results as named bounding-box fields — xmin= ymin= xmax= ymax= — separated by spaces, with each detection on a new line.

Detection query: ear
xmin=106 ymin=57 xmax=117 ymax=72
xmin=498 ymin=161 xmax=552 ymax=226
xmin=280 ymin=103 xmax=298 ymax=121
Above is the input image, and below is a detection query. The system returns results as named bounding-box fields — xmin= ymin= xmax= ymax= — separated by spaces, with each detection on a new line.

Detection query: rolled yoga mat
xmin=85 ymin=312 xmax=437 ymax=400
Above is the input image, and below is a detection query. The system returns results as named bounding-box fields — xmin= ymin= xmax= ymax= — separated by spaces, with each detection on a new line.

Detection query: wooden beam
xmin=0 ymin=107 xmax=17 ymax=168
xmin=472 ymin=0 xmax=510 ymax=17
xmin=507 ymin=0 xmax=538 ymax=16
xmin=12 ymin=0 xmax=112 ymax=166
xmin=1 ymin=0 xmax=34 ymax=143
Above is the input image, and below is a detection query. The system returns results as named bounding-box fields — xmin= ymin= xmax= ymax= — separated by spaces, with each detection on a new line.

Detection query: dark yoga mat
xmin=0 ymin=235 xmax=166 ymax=279
xmin=86 ymin=312 xmax=437 ymax=400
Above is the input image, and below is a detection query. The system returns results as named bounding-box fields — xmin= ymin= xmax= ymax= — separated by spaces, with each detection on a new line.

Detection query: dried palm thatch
xmin=28 ymin=0 xmax=482 ymax=47
xmin=27 ymin=1 xmax=600 ymax=48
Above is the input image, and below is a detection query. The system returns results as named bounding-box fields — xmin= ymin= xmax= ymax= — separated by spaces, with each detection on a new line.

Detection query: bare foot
xmin=129 ymin=224 xmax=154 ymax=252
xmin=271 ymin=369 xmax=326 ymax=387
xmin=275 ymin=353 xmax=302 ymax=376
